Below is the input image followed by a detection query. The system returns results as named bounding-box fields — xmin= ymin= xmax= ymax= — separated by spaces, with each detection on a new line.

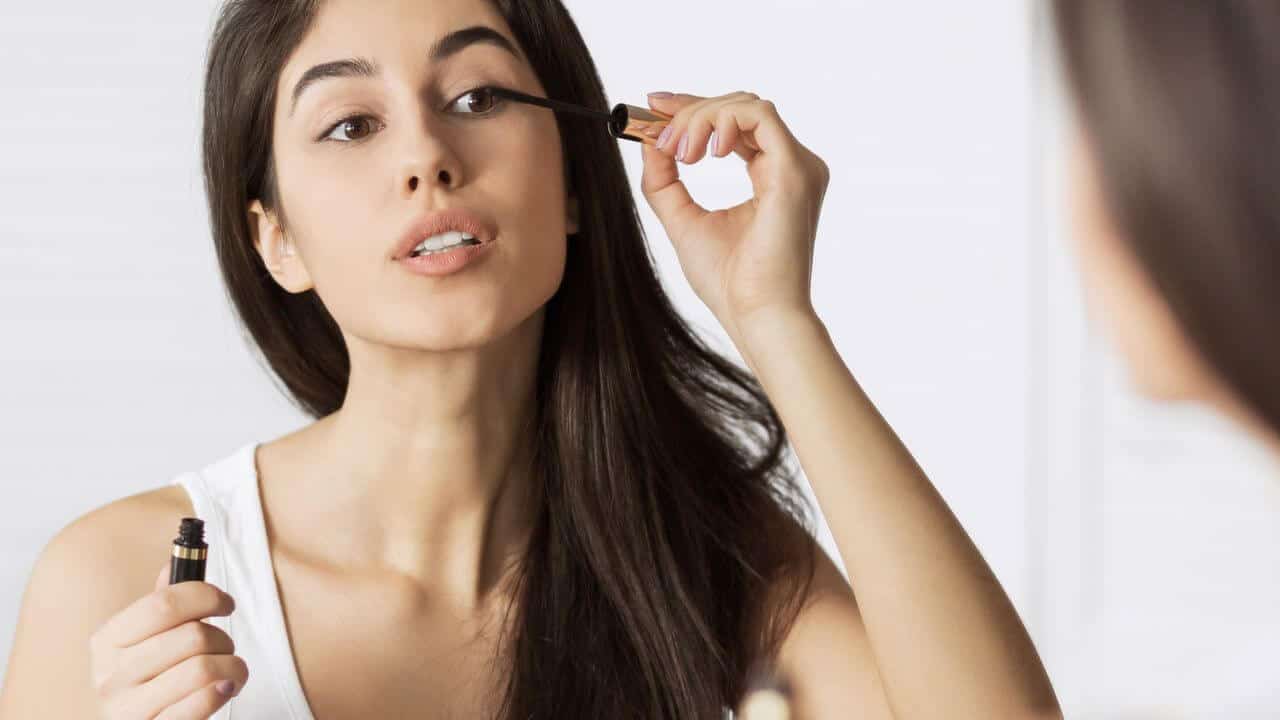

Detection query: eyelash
xmin=317 ymin=85 xmax=508 ymax=144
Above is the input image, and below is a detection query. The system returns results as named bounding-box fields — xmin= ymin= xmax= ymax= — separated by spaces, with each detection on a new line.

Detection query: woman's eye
xmin=447 ymin=86 xmax=505 ymax=116
xmin=322 ymin=115 xmax=382 ymax=143
xmin=319 ymin=87 xmax=504 ymax=144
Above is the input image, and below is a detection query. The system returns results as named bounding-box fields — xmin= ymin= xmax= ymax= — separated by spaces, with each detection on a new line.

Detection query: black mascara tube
xmin=169 ymin=517 xmax=208 ymax=584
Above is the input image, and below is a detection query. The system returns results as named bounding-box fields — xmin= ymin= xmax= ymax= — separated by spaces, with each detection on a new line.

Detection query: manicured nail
xmin=676 ymin=133 xmax=689 ymax=161
xmin=657 ymin=125 xmax=673 ymax=150
xmin=648 ymin=91 xmax=674 ymax=99
xmin=216 ymin=680 xmax=237 ymax=696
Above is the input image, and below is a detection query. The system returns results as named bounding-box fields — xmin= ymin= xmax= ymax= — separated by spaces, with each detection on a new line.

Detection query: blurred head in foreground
xmin=1053 ymin=0 xmax=1280 ymax=451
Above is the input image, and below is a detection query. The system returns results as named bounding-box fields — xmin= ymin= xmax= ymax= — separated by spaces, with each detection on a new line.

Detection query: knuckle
xmin=153 ymin=588 xmax=180 ymax=618
xmin=91 ymin=658 xmax=118 ymax=689
xmin=92 ymin=670 xmax=112 ymax=698
xmin=199 ymin=582 xmax=222 ymax=603
xmin=88 ymin=627 xmax=105 ymax=655
xmin=810 ymin=157 xmax=830 ymax=187
xmin=192 ymin=654 xmax=223 ymax=686
xmin=182 ymin=621 xmax=213 ymax=653
xmin=215 ymin=592 xmax=236 ymax=617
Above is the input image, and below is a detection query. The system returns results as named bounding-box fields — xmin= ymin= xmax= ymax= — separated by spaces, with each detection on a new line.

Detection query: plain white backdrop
xmin=1 ymin=2 xmax=1277 ymax=717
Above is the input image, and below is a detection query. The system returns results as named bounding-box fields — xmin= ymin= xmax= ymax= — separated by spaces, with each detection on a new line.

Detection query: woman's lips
xmin=396 ymin=240 xmax=495 ymax=277
xmin=392 ymin=207 xmax=496 ymax=260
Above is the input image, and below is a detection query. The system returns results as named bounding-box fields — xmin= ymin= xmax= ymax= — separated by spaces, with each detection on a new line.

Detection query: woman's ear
xmin=247 ymin=199 xmax=314 ymax=293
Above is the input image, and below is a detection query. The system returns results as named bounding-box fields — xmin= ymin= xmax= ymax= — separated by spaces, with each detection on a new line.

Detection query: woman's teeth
xmin=410 ymin=231 xmax=480 ymax=257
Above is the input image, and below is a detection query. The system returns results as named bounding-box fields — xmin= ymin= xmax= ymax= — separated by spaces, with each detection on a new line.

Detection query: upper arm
xmin=0 ymin=488 xmax=190 ymax=718
xmin=765 ymin=523 xmax=896 ymax=720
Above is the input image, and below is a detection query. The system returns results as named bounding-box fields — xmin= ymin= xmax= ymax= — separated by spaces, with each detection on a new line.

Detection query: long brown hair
xmin=1052 ymin=0 xmax=1280 ymax=435
xmin=201 ymin=1 xmax=816 ymax=717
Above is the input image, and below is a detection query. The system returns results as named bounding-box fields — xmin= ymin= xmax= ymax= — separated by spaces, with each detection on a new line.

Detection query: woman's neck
xmin=265 ymin=312 xmax=545 ymax=611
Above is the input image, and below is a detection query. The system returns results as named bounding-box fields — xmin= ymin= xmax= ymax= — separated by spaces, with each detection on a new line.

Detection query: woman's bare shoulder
xmin=88 ymin=484 xmax=194 ymax=557
xmin=40 ymin=485 xmax=196 ymax=596
xmin=0 ymin=487 xmax=199 ymax=715
xmin=756 ymin=512 xmax=896 ymax=718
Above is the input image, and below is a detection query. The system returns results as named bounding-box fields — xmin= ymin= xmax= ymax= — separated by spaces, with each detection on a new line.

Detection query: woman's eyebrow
xmin=287 ymin=25 xmax=521 ymax=118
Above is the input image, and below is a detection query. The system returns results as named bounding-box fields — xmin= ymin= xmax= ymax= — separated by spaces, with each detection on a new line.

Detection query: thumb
xmin=639 ymin=141 xmax=709 ymax=247
xmin=155 ymin=560 xmax=170 ymax=591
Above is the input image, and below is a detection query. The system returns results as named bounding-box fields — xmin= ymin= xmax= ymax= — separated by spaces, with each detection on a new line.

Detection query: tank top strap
xmin=169 ymin=441 xmax=316 ymax=719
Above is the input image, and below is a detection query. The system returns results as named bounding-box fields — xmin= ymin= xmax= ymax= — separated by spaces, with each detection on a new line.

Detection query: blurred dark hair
xmin=201 ymin=1 xmax=816 ymax=717
xmin=1052 ymin=0 xmax=1280 ymax=434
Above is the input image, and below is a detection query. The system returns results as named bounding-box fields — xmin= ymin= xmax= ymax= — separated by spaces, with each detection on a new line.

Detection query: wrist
xmin=731 ymin=304 xmax=827 ymax=365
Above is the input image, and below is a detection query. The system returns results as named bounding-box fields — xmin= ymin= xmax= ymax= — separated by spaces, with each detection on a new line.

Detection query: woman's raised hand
xmin=639 ymin=90 xmax=830 ymax=348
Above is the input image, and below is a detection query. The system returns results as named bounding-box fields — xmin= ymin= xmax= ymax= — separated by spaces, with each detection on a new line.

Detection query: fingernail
xmin=648 ymin=91 xmax=674 ymax=99
xmin=676 ymin=133 xmax=689 ymax=161
xmin=657 ymin=125 xmax=673 ymax=150
xmin=216 ymin=680 xmax=237 ymax=696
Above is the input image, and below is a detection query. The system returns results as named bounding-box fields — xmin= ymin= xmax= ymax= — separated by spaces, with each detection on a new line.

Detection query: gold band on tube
xmin=172 ymin=545 xmax=208 ymax=560
xmin=611 ymin=104 xmax=673 ymax=145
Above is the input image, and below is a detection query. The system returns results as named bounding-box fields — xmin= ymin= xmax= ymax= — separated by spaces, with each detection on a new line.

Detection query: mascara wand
xmin=486 ymin=86 xmax=673 ymax=145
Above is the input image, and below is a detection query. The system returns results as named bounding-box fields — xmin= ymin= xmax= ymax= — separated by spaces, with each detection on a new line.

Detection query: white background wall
xmin=1 ymin=2 xmax=1276 ymax=716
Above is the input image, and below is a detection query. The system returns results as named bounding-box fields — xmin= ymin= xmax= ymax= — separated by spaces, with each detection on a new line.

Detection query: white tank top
xmin=170 ymin=441 xmax=316 ymax=720
xmin=170 ymin=441 xmax=739 ymax=720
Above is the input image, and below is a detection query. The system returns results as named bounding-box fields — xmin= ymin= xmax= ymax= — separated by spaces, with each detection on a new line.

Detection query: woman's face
xmin=249 ymin=0 xmax=579 ymax=351
xmin=1066 ymin=126 xmax=1221 ymax=404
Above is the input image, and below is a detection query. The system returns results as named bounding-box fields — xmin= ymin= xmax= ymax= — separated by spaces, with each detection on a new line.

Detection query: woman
xmin=0 ymin=1 xmax=1058 ymax=718
xmin=1054 ymin=0 xmax=1280 ymax=454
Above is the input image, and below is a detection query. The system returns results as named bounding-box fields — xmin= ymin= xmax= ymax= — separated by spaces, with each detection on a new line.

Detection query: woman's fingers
xmin=688 ymin=94 xmax=769 ymax=164
xmin=94 ymin=579 xmax=234 ymax=650
xmin=648 ymin=92 xmax=760 ymax=164
xmin=153 ymin=680 xmax=240 ymax=720
xmin=106 ymin=619 xmax=236 ymax=692
xmin=115 ymin=652 xmax=247 ymax=719
xmin=88 ymin=558 xmax=245 ymax=719
xmin=676 ymin=92 xmax=764 ymax=164
xmin=651 ymin=92 xmax=791 ymax=166
xmin=640 ymin=92 xmax=771 ymax=233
